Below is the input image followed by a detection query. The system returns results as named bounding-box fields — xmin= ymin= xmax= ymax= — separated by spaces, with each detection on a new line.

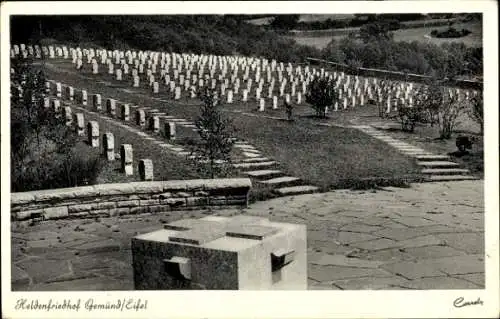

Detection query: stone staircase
xmin=353 ymin=125 xmax=478 ymax=182
xmin=232 ymin=141 xmax=320 ymax=196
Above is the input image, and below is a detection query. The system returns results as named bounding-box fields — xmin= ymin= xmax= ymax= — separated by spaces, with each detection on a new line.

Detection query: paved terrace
xmin=11 ymin=180 xmax=484 ymax=290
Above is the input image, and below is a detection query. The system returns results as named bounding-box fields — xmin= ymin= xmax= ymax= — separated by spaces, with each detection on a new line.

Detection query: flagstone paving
xmin=11 ymin=180 xmax=484 ymax=291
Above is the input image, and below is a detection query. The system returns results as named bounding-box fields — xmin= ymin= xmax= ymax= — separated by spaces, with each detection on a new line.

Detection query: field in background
xmin=289 ymin=21 xmax=482 ymax=49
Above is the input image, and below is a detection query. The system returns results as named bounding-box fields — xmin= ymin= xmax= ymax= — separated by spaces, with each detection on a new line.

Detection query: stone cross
xmin=87 ymin=121 xmax=99 ymax=147
xmin=121 ymin=144 xmax=134 ymax=175
xmin=103 ymin=132 xmax=115 ymax=161
xmin=139 ymin=159 xmax=154 ymax=181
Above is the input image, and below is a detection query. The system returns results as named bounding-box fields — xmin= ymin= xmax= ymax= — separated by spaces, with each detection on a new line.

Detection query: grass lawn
xmin=227 ymin=112 xmax=422 ymax=190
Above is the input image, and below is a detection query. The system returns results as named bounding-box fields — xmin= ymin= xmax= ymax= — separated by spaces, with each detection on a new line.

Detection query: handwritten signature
xmin=453 ymin=297 xmax=484 ymax=308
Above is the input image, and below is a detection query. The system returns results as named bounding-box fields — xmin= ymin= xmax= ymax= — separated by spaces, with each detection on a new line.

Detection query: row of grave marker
xmin=13 ymin=43 xmax=479 ymax=115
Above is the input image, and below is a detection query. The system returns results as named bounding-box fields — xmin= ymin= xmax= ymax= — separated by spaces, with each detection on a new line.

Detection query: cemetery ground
xmin=13 ymin=48 xmax=485 ymax=291
xmin=38 ymin=59 xmax=426 ymax=200
xmin=11 ymin=179 xmax=484 ymax=290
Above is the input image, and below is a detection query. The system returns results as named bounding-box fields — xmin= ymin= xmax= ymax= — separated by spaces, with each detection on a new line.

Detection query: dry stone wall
xmin=11 ymin=178 xmax=252 ymax=223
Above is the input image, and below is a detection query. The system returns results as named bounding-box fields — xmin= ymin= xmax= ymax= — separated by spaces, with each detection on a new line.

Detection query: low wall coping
xmin=11 ymin=178 xmax=252 ymax=205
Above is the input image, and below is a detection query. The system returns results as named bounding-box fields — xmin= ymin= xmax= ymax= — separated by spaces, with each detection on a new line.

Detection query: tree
xmin=359 ymin=21 xmax=394 ymax=43
xmin=467 ymin=92 xmax=483 ymax=134
xmin=270 ymin=14 xmax=300 ymax=30
xmin=412 ymin=79 xmax=468 ymax=139
xmin=305 ymin=76 xmax=338 ymax=118
xmin=192 ymin=87 xmax=235 ymax=178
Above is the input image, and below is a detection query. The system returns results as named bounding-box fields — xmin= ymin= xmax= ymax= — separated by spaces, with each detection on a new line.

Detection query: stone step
xmin=239 ymin=157 xmax=272 ymax=163
xmin=245 ymin=169 xmax=283 ymax=179
xmin=417 ymin=161 xmax=460 ymax=168
xmin=428 ymin=175 xmax=478 ymax=182
xmin=415 ymin=155 xmax=450 ymax=161
xmin=242 ymin=152 xmax=262 ymax=158
xmin=233 ymin=161 xmax=277 ymax=169
xmin=273 ymin=185 xmax=319 ymax=196
xmin=422 ymin=168 xmax=470 ymax=175
xmin=259 ymin=176 xmax=301 ymax=187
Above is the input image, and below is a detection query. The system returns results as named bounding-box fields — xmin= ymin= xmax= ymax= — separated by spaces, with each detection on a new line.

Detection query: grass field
xmin=288 ymin=21 xmax=482 ymax=49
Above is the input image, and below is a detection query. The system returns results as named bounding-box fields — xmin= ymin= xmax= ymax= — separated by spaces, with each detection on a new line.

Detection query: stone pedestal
xmin=138 ymin=159 xmax=154 ymax=181
xmin=87 ymin=121 xmax=99 ymax=148
xmin=120 ymin=144 xmax=133 ymax=175
xmin=132 ymin=215 xmax=307 ymax=290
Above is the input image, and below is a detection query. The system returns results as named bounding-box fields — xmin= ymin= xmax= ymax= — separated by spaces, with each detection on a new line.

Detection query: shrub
xmin=467 ymin=93 xmax=483 ymax=134
xmin=431 ymin=27 xmax=472 ymax=38
xmin=305 ymin=77 xmax=338 ymax=118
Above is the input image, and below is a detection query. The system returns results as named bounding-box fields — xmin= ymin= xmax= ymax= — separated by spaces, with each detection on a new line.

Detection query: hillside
xmin=10 ymin=15 xmax=320 ymax=63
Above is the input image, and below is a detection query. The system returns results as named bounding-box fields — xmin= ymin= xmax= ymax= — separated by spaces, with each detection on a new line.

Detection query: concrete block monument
xmin=132 ymin=215 xmax=307 ymax=290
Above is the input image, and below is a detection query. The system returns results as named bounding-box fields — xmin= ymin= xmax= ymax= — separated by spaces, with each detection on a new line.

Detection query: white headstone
xmin=103 ymin=133 xmax=115 ymax=161
xmin=87 ymin=121 xmax=99 ymax=147
xmin=120 ymin=144 xmax=133 ymax=175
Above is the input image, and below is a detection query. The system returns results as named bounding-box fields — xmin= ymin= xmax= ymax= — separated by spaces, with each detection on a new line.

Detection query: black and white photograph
xmin=1 ymin=1 xmax=498 ymax=318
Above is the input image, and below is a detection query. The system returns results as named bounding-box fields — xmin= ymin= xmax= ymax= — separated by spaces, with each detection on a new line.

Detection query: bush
xmin=467 ymin=93 xmax=483 ymax=134
xmin=305 ymin=77 xmax=338 ymax=118
xmin=431 ymin=27 xmax=472 ymax=38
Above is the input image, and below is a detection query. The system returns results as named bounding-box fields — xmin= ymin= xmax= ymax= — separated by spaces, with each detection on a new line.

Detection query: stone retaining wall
xmin=11 ymin=178 xmax=252 ymax=222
